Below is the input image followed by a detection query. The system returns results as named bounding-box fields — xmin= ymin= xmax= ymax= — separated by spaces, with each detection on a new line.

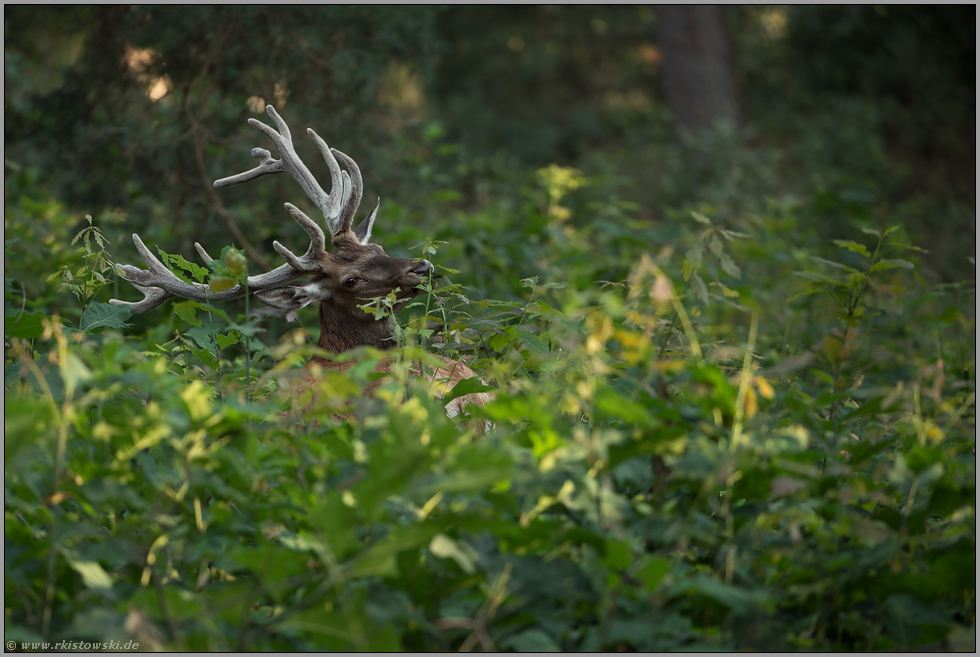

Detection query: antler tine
xmin=111 ymin=199 xmax=327 ymax=313
xmin=273 ymin=203 xmax=327 ymax=270
xmin=109 ymin=283 xmax=172 ymax=314
xmin=214 ymin=105 xmax=347 ymax=234
xmin=194 ymin=242 xmax=214 ymax=264
xmin=331 ymin=148 xmax=364 ymax=235
xmin=110 ymin=234 xmax=247 ymax=306
xmin=305 ymin=127 xmax=349 ymax=235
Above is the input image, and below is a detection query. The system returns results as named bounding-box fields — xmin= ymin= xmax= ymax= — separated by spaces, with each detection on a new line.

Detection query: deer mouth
xmin=398 ymin=259 xmax=432 ymax=296
xmin=410 ymin=259 xmax=432 ymax=277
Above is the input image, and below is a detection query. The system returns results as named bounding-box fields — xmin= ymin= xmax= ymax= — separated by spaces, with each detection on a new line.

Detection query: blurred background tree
xmin=656 ymin=5 xmax=742 ymax=135
xmin=5 ymin=4 xmax=975 ymax=292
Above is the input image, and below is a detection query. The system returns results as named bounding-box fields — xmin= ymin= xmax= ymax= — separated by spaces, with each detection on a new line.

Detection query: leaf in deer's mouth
xmin=432 ymin=264 xmax=458 ymax=279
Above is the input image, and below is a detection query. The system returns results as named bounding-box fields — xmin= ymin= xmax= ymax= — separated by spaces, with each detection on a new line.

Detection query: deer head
xmin=110 ymin=105 xmax=431 ymax=352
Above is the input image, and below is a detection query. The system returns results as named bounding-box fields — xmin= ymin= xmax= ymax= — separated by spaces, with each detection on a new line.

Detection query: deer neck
xmin=314 ymin=300 xmax=396 ymax=356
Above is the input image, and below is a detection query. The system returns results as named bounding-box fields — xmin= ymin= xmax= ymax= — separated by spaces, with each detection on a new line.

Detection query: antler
xmin=110 ymin=203 xmax=325 ymax=313
xmin=214 ymin=105 xmax=369 ymax=237
xmin=332 ymin=148 xmax=380 ymax=245
xmin=111 ymin=106 xmax=382 ymax=313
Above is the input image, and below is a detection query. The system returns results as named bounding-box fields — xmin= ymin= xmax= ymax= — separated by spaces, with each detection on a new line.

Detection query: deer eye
xmin=344 ymin=277 xmax=357 ymax=288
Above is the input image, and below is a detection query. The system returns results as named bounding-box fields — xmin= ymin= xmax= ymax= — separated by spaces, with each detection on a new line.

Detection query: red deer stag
xmin=110 ymin=105 xmax=489 ymax=427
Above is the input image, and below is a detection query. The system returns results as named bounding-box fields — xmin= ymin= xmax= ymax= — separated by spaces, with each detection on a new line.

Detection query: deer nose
xmin=411 ymin=259 xmax=431 ymax=276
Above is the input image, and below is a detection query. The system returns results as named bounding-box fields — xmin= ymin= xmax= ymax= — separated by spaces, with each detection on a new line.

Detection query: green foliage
xmin=4 ymin=176 xmax=975 ymax=650
xmin=3 ymin=7 xmax=975 ymax=652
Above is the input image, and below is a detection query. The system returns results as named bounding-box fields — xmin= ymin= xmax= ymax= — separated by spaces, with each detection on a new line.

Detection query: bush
xmin=4 ymin=163 xmax=975 ymax=650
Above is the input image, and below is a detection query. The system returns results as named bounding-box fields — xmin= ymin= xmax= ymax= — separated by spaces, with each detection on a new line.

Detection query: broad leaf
xmin=833 ymin=239 xmax=870 ymax=257
xmin=441 ymin=376 xmax=495 ymax=404
xmin=870 ymin=258 xmax=914 ymax=272
xmin=689 ymin=273 xmax=709 ymax=306
xmin=81 ymin=302 xmax=132 ymax=331
xmin=4 ymin=310 xmax=47 ymax=339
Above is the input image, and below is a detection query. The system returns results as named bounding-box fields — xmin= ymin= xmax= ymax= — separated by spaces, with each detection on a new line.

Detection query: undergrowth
xmin=4 ymin=165 xmax=976 ymax=651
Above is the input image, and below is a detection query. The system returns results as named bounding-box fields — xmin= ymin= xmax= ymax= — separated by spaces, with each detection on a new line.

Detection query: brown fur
xmin=299 ymin=354 xmax=490 ymax=436
xmin=285 ymin=231 xmax=491 ymax=433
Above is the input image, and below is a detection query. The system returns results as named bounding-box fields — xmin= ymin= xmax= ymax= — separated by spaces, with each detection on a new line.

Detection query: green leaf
xmin=501 ymin=629 xmax=560 ymax=652
xmin=691 ymin=210 xmax=713 ymax=225
xmin=81 ymin=302 xmax=132 ymax=331
xmin=842 ymin=395 xmax=896 ymax=421
xmin=832 ymin=240 xmax=870 ymax=257
xmin=488 ymin=332 xmax=512 ymax=352
xmin=905 ymin=445 xmax=946 ymax=474
xmin=686 ymin=243 xmax=703 ymax=272
xmin=224 ymin=248 xmax=247 ymax=279
xmin=4 ymin=310 xmax=47 ymax=339
xmin=603 ymin=539 xmax=633 ymax=569
xmin=713 ymin=282 xmax=740 ymax=298
xmin=720 ymin=228 xmax=749 ymax=240
xmin=882 ymin=593 xmax=953 ymax=646
xmin=717 ymin=251 xmax=741 ymax=279
xmin=793 ymin=271 xmax=847 ymax=287
xmin=595 ymin=385 xmax=655 ymax=427
xmin=441 ymin=376 xmax=495 ymax=405
xmin=870 ymin=258 xmax=914 ymax=273
xmin=215 ymin=332 xmax=241 ymax=350
xmin=187 ymin=326 xmax=218 ymax=354
xmin=428 ymin=534 xmax=478 ymax=574
xmin=810 ymin=256 xmax=858 ymax=272
xmin=173 ymin=301 xmax=203 ymax=327
xmin=635 ymin=557 xmax=671 ymax=591
xmin=668 ymin=575 xmax=771 ymax=613
xmin=66 ymin=558 xmax=114 ymax=592
xmin=888 ymin=242 xmax=928 ymax=253
xmin=690 ymin=273 xmax=709 ymax=306
xmin=4 ymin=393 xmax=56 ymax=461
xmin=169 ymin=253 xmax=209 ymax=283
xmin=227 ymin=320 xmax=264 ymax=338
xmin=530 ymin=300 xmax=562 ymax=316
xmin=209 ymin=276 xmax=237 ymax=293
xmin=681 ymin=258 xmax=694 ymax=282
xmin=520 ymin=332 xmax=550 ymax=354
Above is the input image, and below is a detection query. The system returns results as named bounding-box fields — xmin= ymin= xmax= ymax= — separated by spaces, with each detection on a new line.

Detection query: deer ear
xmin=255 ymin=285 xmax=329 ymax=310
xmin=353 ymin=197 xmax=380 ymax=245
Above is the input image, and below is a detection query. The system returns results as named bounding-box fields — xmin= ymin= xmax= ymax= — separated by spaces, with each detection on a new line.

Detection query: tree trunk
xmin=655 ymin=5 xmax=741 ymax=135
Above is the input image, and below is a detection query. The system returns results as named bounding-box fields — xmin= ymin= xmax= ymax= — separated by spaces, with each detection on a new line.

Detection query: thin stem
xmin=79 ymin=245 xmax=92 ymax=329
xmin=153 ymin=569 xmax=179 ymax=644
xmin=897 ymin=475 xmax=919 ymax=543
xmin=244 ymin=278 xmax=251 ymax=403
xmin=421 ymin=262 xmax=434 ymax=348
xmin=501 ymin=286 xmax=536 ymax=361
xmin=20 ymin=326 xmax=73 ymax=640
xmin=724 ymin=482 xmax=736 ymax=586
xmin=640 ymin=259 xmax=703 ymax=363
xmin=731 ymin=312 xmax=759 ymax=451
xmin=656 ymin=309 xmax=679 ymax=359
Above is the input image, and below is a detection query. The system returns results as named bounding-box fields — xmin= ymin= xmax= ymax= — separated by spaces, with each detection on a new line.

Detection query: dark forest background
xmin=5 ymin=5 xmax=975 ymax=294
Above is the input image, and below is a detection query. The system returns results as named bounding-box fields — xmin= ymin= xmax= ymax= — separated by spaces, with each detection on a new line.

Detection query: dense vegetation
xmin=5 ymin=6 xmax=975 ymax=651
